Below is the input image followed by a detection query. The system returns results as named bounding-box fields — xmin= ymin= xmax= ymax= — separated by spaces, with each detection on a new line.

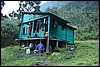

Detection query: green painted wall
xmin=19 ymin=24 xmax=29 ymax=38
xmin=23 ymin=14 xmax=45 ymax=23
xmin=50 ymin=25 xmax=74 ymax=44
xmin=67 ymin=27 xmax=74 ymax=44
xmin=19 ymin=14 xmax=48 ymax=38
xmin=50 ymin=25 xmax=67 ymax=40
xmin=37 ymin=29 xmax=45 ymax=37
xmin=50 ymin=25 xmax=56 ymax=38
xmin=18 ymin=13 xmax=75 ymax=44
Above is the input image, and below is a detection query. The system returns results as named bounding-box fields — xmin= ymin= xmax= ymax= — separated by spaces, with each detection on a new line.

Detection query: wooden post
xmin=56 ymin=40 xmax=58 ymax=48
xmin=31 ymin=21 xmax=34 ymax=37
xmin=66 ymin=42 xmax=67 ymax=48
xmin=18 ymin=40 xmax=21 ymax=50
xmin=46 ymin=16 xmax=50 ymax=53
xmin=20 ymin=13 xmax=23 ymax=38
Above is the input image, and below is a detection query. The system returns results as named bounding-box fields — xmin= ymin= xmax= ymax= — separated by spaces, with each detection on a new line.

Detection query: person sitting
xmin=36 ymin=42 xmax=45 ymax=54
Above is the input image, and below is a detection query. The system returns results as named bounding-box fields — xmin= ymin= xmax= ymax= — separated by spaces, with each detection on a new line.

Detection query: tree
xmin=1 ymin=18 xmax=19 ymax=48
xmin=18 ymin=1 xmax=41 ymax=12
xmin=1 ymin=1 xmax=5 ymax=10
xmin=8 ymin=1 xmax=41 ymax=20
xmin=45 ymin=7 xmax=58 ymax=15
xmin=1 ymin=1 xmax=7 ymax=20
xmin=45 ymin=1 xmax=99 ymax=40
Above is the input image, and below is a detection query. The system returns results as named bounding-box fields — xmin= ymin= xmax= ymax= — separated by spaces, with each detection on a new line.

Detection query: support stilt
xmin=56 ymin=40 xmax=58 ymax=48
xmin=66 ymin=42 xmax=67 ymax=48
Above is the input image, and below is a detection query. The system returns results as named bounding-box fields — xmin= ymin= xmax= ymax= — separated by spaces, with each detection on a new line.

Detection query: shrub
xmin=1 ymin=19 xmax=19 ymax=48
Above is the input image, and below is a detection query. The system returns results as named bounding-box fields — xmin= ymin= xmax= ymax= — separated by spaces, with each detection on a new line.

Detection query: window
xmin=22 ymin=27 xmax=26 ymax=34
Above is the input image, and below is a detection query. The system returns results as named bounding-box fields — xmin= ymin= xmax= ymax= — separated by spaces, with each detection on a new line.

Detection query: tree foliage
xmin=1 ymin=19 xmax=19 ymax=48
xmin=45 ymin=1 xmax=99 ymax=40
xmin=8 ymin=1 xmax=41 ymax=20
xmin=1 ymin=1 xmax=5 ymax=10
xmin=1 ymin=1 xmax=41 ymax=48
xmin=1 ymin=1 xmax=8 ymax=20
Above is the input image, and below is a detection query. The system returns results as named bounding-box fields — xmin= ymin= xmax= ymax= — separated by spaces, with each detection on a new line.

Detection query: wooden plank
xmin=23 ymin=15 xmax=48 ymax=23
xmin=46 ymin=16 xmax=50 ymax=53
xmin=18 ymin=40 xmax=21 ymax=50
xmin=66 ymin=42 xmax=67 ymax=48
xmin=15 ymin=38 xmax=68 ymax=43
xmin=15 ymin=38 xmax=47 ymax=41
xmin=31 ymin=21 xmax=34 ymax=37
xmin=56 ymin=40 xmax=58 ymax=48
xmin=67 ymin=27 xmax=74 ymax=44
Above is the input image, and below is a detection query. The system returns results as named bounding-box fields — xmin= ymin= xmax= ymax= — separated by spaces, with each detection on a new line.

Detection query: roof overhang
xmin=18 ymin=12 xmax=76 ymax=30
xmin=21 ymin=12 xmax=70 ymax=23
xmin=67 ymin=25 xmax=77 ymax=30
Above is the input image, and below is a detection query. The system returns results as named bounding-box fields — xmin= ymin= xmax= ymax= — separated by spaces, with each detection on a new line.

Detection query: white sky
xmin=2 ymin=1 xmax=47 ymax=16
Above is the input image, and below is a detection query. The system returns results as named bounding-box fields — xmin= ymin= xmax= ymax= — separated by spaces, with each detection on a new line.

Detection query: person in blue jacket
xmin=36 ymin=42 xmax=45 ymax=53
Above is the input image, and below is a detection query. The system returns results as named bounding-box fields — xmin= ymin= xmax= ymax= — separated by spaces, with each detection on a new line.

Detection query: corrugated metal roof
xmin=21 ymin=12 xmax=70 ymax=23
xmin=18 ymin=12 xmax=76 ymax=30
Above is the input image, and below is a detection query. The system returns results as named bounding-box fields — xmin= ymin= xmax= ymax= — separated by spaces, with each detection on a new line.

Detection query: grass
xmin=51 ymin=40 xmax=99 ymax=66
xmin=1 ymin=45 xmax=34 ymax=66
xmin=1 ymin=40 xmax=99 ymax=66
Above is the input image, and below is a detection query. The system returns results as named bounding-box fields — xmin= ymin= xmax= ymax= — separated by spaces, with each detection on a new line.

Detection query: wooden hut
xmin=16 ymin=12 xmax=76 ymax=52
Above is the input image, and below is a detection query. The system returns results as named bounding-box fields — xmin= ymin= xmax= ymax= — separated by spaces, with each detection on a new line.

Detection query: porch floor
xmin=15 ymin=37 xmax=68 ymax=42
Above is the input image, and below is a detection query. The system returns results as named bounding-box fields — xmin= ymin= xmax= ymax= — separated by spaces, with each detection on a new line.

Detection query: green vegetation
xmin=1 ymin=19 xmax=19 ymax=48
xmin=1 ymin=1 xmax=99 ymax=48
xmin=1 ymin=40 xmax=99 ymax=66
xmin=51 ymin=40 xmax=99 ymax=66
xmin=45 ymin=1 xmax=99 ymax=40
xmin=1 ymin=1 xmax=99 ymax=66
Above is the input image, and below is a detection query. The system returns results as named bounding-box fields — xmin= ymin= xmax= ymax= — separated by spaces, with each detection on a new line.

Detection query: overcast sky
xmin=2 ymin=1 xmax=47 ymax=16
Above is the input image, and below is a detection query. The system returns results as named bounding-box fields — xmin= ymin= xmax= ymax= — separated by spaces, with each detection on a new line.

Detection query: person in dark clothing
xmin=49 ymin=45 xmax=53 ymax=53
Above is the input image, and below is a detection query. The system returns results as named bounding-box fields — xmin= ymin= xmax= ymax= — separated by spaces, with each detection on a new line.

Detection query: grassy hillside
xmin=1 ymin=40 xmax=99 ymax=66
xmin=51 ymin=40 xmax=99 ymax=66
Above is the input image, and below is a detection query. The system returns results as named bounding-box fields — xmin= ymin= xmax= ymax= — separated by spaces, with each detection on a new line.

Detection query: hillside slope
xmin=45 ymin=1 xmax=99 ymax=40
xmin=40 ymin=1 xmax=70 ymax=11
